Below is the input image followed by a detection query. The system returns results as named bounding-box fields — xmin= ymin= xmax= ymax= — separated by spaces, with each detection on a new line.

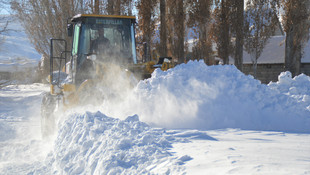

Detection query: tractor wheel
xmin=41 ymin=92 xmax=56 ymax=138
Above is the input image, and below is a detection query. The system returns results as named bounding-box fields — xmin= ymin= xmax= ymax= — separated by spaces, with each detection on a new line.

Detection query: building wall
xmin=301 ymin=63 xmax=310 ymax=75
xmin=243 ymin=63 xmax=310 ymax=84
xmin=243 ymin=64 xmax=285 ymax=84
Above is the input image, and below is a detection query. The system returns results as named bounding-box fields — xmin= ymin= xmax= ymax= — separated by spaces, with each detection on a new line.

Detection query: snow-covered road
xmin=0 ymin=61 xmax=310 ymax=174
xmin=0 ymin=84 xmax=51 ymax=174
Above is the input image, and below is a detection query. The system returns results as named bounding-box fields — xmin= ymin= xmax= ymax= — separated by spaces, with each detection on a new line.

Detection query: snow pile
xmin=268 ymin=71 xmax=310 ymax=110
xmin=35 ymin=111 xmax=183 ymax=174
xmin=123 ymin=60 xmax=310 ymax=133
xmin=0 ymin=121 xmax=15 ymax=142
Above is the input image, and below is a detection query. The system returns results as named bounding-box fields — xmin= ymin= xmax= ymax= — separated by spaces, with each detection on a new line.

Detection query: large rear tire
xmin=41 ymin=93 xmax=56 ymax=138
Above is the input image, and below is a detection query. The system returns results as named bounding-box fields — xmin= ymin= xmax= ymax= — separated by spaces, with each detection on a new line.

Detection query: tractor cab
xmin=68 ymin=14 xmax=137 ymax=85
xmin=50 ymin=14 xmax=138 ymax=86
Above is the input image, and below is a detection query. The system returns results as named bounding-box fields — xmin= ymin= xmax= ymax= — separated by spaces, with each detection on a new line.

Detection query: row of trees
xmin=282 ymin=0 xmax=309 ymax=76
xmin=9 ymin=0 xmax=310 ymax=77
xmin=136 ymin=0 xmax=309 ymax=78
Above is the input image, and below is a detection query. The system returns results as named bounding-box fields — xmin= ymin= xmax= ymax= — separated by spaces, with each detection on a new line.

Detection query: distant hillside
xmin=0 ymin=15 xmax=41 ymax=73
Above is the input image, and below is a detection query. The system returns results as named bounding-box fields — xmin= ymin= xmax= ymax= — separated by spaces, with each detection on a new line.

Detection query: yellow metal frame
xmin=63 ymin=84 xmax=76 ymax=92
xmin=50 ymin=85 xmax=55 ymax=95
xmin=72 ymin=14 xmax=136 ymax=20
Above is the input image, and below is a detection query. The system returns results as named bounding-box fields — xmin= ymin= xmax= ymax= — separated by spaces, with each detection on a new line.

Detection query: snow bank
xmin=268 ymin=71 xmax=310 ymax=110
xmin=35 ymin=112 xmax=183 ymax=174
xmin=127 ymin=60 xmax=310 ymax=133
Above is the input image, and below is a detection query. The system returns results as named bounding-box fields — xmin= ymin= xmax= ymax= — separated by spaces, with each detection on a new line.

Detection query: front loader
xmin=41 ymin=14 xmax=174 ymax=137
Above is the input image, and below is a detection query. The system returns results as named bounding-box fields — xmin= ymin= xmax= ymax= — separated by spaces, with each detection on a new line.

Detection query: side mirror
xmin=67 ymin=24 xmax=73 ymax=37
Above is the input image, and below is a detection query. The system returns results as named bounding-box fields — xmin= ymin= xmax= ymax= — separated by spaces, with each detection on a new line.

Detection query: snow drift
xmin=268 ymin=71 xmax=310 ymax=110
xmin=102 ymin=60 xmax=310 ymax=133
xmin=33 ymin=112 xmax=183 ymax=174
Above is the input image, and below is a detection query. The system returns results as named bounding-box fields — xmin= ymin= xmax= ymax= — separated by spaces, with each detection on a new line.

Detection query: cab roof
xmin=71 ymin=14 xmax=136 ymax=23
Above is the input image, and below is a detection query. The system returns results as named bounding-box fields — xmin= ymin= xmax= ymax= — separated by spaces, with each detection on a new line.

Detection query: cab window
xmin=72 ymin=24 xmax=80 ymax=55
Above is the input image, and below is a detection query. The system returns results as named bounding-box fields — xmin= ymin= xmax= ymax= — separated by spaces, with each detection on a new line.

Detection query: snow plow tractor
xmin=41 ymin=14 xmax=174 ymax=137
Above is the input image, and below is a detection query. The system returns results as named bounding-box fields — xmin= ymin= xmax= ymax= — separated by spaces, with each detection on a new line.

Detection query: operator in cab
xmin=91 ymin=28 xmax=110 ymax=56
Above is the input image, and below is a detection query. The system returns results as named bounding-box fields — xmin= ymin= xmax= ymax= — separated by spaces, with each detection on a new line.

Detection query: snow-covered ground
xmin=0 ymin=61 xmax=309 ymax=174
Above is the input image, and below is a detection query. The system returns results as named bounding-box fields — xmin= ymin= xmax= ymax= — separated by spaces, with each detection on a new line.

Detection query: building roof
xmin=241 ymin=35 xmax=310 ymax=64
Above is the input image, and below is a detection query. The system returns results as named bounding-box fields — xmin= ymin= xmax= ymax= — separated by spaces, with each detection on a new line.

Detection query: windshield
xmin=78 ymin=18 xmax=137 ymax=66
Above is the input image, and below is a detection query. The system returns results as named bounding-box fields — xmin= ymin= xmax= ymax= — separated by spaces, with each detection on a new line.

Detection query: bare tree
xmin=136 ymin=0 xmax=157 ymax=62
xmin=11 ymin=0 xmax=81 ymax=80
xmin=11 ymin=0 xmax=81 ymax=57
xmin=282 ymin=0 xmax=310 ymax=76
xmin=244 ymin=0 xmax=278 ymax=78
xmin=187 ymin=0 xmax=213 ymax=64
xmin=232 ymin=0 xmax=244 ymax=71
xmin=210 ymin=0 xmax=233 ymax=65
xmin=106 ymin=0 xmax=120 ymax=15
xmin=159 ymin=0 xmax=167 ymax=57
xmin=166 ymin=0 xmax=176 ymax=59
xmin=162 ymin=0 xmax=189 ymax=63
xmin=0 ymin=17 xmax=9 ymax=45
xmin=105 ymin=0 xmax=133 ymax=16
xmin=175 ymin=0 xmax=184 ymax=63
xmin=0 ymin=0 xmax=12 ymax=46
xmin=95 ymin=0 xmax=99 ymax=14
xmin=218 ymin=0 xmax=231 ymax=65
